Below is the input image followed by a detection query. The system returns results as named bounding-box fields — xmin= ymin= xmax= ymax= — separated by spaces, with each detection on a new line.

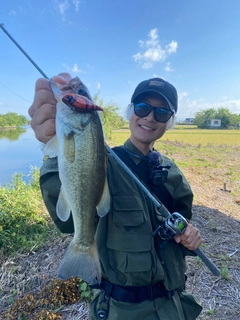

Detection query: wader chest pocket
xmin=107 ymin=195 xmax=152 ymax=273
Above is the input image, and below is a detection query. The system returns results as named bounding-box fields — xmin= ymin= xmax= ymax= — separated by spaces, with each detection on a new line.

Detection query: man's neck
xmin=129 ymin=137 xmax=154 ymax=156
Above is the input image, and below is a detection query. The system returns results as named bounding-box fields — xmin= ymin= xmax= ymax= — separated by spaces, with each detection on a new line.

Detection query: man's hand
xmin=28 ymin=73 xmax=71 ymax=143
xmin=174 ymin=224 xmax=203 ymax=251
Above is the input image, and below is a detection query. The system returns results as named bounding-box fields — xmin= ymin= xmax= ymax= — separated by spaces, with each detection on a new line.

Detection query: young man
xmin=29 ymin=74 xmax=203 ymax=320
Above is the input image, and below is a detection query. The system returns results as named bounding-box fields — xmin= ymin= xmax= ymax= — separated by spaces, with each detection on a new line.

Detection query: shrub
xmin=0 ymin=169 xmax=50 ymax=258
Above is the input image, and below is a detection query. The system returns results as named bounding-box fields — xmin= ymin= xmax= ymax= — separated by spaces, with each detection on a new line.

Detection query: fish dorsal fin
xmin=56 ymin=188 xmax=71 ymax=221
xmin=41 ymin=135 xmax=59 ymax=158
xmin=96 ymin=177 xmax=111 ymax=217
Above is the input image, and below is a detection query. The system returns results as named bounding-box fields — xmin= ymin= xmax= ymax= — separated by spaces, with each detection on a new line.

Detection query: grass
xmin=111 ymin=126 xmax=240 ymax=202
xmin=0 ymin=168 xmax=55 ymax=260
xmin=113 ymin=126 xmax=240 ymax=146
xmin=1 ymin=126 xmax=239 ymax=261
xmin=0 ymin=126 xmax=239 ymax=319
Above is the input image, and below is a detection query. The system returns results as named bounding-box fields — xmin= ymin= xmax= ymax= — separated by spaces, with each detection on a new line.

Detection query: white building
xmin=209 ymin=119 xmax=221 ymax=128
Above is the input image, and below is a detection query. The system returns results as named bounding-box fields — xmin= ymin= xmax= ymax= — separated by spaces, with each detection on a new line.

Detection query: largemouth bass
xmin=44 ymin=76 xmax=110 ymax=285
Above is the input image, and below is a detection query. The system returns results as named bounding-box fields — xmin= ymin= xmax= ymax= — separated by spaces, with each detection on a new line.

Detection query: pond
xmin=0 ymin=126 xmax=43 ymax=186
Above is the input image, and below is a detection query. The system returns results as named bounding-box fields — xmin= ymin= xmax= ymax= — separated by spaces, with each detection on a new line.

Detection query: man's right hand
xmin=28 ymin=73 xmax=71 ymax=143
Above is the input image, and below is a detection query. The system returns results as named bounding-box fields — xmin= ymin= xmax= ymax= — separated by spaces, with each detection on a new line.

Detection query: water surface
xmin=0 ymin=126 xmax=43 ymax=186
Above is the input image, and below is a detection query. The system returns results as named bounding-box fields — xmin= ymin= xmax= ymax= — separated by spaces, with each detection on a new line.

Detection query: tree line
xmin=1 ymin=105 xmax=239 ymax=132
xmin=193 ymin=107 xmax=240 ymax=129
xmin=0 ymin=112 xmax=28 ymax=127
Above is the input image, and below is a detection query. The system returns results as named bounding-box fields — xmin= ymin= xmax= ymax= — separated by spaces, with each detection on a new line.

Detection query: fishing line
xmin=0 ymin=80 xmax=31 ymax=103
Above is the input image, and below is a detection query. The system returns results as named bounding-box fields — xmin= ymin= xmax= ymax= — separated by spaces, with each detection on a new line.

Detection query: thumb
xmin=174 ymin=235 xmax=181 ymax=243
xmin=53 ymin=72 xmax=72 ymax=84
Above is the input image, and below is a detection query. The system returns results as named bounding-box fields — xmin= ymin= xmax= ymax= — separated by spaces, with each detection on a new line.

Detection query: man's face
xmin=129 ymin=93 xmax=170 ymax=152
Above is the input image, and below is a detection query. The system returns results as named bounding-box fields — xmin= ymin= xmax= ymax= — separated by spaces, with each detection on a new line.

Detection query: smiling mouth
xmin=139 ymin=124 xmax=155 ymax=131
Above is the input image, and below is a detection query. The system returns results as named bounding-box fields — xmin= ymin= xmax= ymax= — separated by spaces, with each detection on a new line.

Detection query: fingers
xmin=30 ymin=104 xmax=56 ymax=143
xmin=52 ymin=73 xmax=72 ymax=84
xmin=28 ymin=78 xmax=54 ymax=118
xmin=28 ymin=73 xmax=72 ymax=143
xmin=29 ymin=80 xmax=57 ymax=143
xmin=174 ymin=224 xmax=203 ymax=251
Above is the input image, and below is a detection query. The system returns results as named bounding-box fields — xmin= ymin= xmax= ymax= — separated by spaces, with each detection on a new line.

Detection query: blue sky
xmin=0 ymin=0 xmax=240 ymax=121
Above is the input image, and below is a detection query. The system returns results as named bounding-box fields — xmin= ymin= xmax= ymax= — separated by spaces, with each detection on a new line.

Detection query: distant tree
xmin=193 ymin=107 xmax=240 ymax=129
xmin=215 ymin=108 xmax=232 ymax=128
xmin=228 ymin=113 xmax=240 ymax=127
xmin=93 ymin=92 xmax=126 ymax=139
xmin=193 ymin=108 xmax=216 ymax=128
xmin=0 ymin=112 xmax=28 ymax=127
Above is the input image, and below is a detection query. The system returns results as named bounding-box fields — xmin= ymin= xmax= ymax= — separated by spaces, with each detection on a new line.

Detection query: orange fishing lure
xmin=62 ymin=93 xmax=103 ymax=112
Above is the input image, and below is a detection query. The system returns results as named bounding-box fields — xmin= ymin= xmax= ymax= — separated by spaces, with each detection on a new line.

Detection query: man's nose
xmin=144 ymin=110 xmax=155 ymax=121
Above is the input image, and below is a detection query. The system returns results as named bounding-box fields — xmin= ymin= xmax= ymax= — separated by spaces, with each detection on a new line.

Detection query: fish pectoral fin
xmin=58 ymin=241 xmax=101 ymax=285
xmin=96 ymin=177 xmax=111 ymax=217
xmin=42 ymin=135 xmax=59 ymax=158
xmin=56 ymin=188 xmax=71 ymax=221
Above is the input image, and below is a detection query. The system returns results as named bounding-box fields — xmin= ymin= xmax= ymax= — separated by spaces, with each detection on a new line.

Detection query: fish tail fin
xmin=57 ymin=241 xmax=101 ymax=285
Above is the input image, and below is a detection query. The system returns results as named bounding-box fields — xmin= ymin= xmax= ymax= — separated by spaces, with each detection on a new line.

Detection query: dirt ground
xmin=0 ymin=165 xmax=239 ymax=319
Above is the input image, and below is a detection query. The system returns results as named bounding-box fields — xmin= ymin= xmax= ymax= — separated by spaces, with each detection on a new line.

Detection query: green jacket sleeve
xmin=40 ymin=157 xmax=74 ymax=233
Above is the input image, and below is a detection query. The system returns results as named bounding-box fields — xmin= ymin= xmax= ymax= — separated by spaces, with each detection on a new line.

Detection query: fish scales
xmin=46 ymin=77 xmax=110 ymax=285
xmin=59 ymin=113 xmax=106 ymax=241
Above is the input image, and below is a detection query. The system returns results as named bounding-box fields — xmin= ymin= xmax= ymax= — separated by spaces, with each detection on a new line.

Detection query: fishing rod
xmin=0 ymin=23 xmax=48 ymax=79
xmin=1 ymin=23 xmax=220 ymax=276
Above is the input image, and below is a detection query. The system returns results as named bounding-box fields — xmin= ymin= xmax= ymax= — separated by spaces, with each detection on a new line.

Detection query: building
xmin=185 ymin=118 xmax=194 ymax=123
xmin=209 ymin=119 xmax=221 ymax=128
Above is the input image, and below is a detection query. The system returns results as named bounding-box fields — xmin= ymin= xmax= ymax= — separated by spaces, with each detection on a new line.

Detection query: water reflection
xmin=0 ymin=126 xmax=43 ymax=186
xmin=0 ymin=127 xmax=26 ymax=141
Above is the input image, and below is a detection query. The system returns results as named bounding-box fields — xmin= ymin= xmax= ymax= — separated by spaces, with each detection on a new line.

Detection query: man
xmin=29 ymin=74 xmax=203 ymax=320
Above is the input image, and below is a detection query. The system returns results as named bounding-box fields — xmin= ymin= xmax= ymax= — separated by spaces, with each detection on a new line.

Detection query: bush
xmin=0 ymin=169 xmax=50 ymax=258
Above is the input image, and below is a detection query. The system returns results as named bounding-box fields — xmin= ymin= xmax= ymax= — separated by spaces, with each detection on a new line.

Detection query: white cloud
xmin=72 ymin=0 xmax=80 ymax=12
xmin=53 ymin=0 xmax=70 ymax=17
xmin=72 ymin=63 xmax=84 ymax=73
xmin=133 ymin=28 xmax=178 ymax=69
xmin=9 ymin=10 xmax=16 ymax=16
xmin=59 ymin=1 xmax=69 ymax=15
xmin=178 ymin=92 xmax=188 ymax=101
xmin=97 ymin=82 xmax=101 ymax=90
xmin=62 ymin=63 xmax=85 ymax=74
xmin=53 ymin=0 xmax=81 ymax=18
xmin=178 ymin=97 xmax=240 ymax=119
xmin=164 ymin=62 xmax=174 ymax=72
xmin=166 ymin=41 xmax=178 ymax=54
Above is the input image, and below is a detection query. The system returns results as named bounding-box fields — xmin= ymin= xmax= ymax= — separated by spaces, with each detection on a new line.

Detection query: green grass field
xmin=110 ymin=127 xmax=240 ymax=198
xmin=112 ymin=126 xmax=240 ymax=146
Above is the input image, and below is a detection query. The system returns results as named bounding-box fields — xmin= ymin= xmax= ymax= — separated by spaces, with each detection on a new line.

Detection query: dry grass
xmin=1 ymin=136 xmax=240 ymax=319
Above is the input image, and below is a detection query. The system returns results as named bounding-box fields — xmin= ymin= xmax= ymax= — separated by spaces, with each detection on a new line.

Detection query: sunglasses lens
xmin=134 ymin=102 xmax=173 ymax=123
xmin=134 ymin=103 xmax=152 ymax=117
xmin=154 ymin=108 xmax=173 ymax=123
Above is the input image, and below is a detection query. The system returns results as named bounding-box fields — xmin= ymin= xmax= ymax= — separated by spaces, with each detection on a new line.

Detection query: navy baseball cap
xmin=131 ymin=77 xmax=178 ymax=113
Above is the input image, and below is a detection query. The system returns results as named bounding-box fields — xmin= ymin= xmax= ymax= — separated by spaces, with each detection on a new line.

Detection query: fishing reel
xmin=152 ymin=212 xmax=188 ymax=248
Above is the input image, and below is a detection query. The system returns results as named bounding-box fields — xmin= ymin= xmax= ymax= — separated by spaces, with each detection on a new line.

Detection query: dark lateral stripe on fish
xmin=62 ymin=93 xmax=103 ymax=112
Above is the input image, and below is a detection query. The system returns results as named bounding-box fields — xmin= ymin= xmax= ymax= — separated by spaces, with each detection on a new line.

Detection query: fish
xmin=44 ymin=76 xmax=110 ymax=285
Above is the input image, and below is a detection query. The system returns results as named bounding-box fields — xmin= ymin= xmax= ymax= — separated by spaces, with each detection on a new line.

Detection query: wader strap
xmin=112 ymin=146 xmax=174 ymax=212
xmin=92 ymin=279 xmax=174 ymax=303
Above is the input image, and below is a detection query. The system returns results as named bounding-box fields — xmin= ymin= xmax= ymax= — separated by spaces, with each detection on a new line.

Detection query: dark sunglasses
xmin=134 ymin=102 xmax=174 ymax=123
